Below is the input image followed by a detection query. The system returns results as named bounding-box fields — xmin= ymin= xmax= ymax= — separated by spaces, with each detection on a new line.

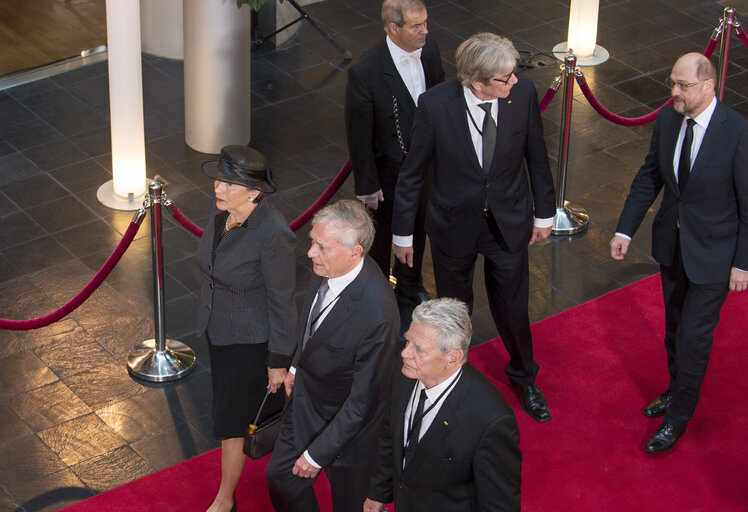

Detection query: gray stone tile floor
xmin=0 ymin=0 xmax=746 ymax=510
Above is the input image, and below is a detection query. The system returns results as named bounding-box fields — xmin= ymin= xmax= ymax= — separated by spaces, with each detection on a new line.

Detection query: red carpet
xmin=61 ymin=275 xmax=747 ymax=511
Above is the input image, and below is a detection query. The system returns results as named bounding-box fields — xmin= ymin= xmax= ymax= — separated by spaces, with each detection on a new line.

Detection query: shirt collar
xmin=418 ymin=366 xmax=463 ymax=402
xmin=463 ymin=85 xmax=496 ymax=110
xmin=327 ymin=257 xmax=364 ymax=296
xmin=688 ymin=96 xmax=717 ymax=129
xmin=386 ymin=35 xmax=422 ymax=61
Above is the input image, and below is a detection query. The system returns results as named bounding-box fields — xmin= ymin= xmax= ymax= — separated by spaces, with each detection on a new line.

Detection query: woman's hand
xmin=267 ymin=367 xmax=288 ymax=393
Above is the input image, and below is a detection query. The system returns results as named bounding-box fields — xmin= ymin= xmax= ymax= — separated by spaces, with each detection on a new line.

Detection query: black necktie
xmin=304 ymin=278 xmax=329 ymax=348
xmin=403 ymin=388 xmax=427 ymax=467
xmin=478 ymin=102 xmax=496 ymax=174
xmin=678 ymin=119 xmax=696 ymax=193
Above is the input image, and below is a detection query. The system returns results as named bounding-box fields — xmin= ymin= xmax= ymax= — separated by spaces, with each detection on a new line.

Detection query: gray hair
xmin=456 ymin=32 xmax=519 ymax=87
xmin=382 ymin=0 xmax=426 ymax=29
xmin=695 ymin=55 xmax=716 ymax=81
xmin=411 ymin=298 xmax=472 ymax=363
xmin=312 ymin=199 xmax=375 ymax=254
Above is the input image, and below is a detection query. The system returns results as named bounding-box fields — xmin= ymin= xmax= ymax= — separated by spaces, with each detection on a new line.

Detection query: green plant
xmin=236 ymin=0 xmax=284 ymax=11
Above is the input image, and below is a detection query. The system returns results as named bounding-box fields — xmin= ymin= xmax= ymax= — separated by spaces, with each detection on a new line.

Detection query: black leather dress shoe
xmin=645 ymin=421 xmax=686 ymax=453
xmin=642 ymin=390 xmax=672 ymax=417
xmin=514 ymin=383 xmax=551 ymax=422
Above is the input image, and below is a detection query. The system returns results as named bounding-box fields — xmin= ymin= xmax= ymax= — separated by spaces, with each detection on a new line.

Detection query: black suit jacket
xmin=345 ymin=37 xmax=445 ymax=196
xmin=288 ymin=256 xmax=400 ymax=467
xmin=196 ymin=201 xmax=297 ymax=367
xmin=368 ymin=363 xmax=522 ymax=512
xmin=616 ymin=102 xmax=748 ymax=284
xmin=392 ymin=79 xmax=556 ymax=257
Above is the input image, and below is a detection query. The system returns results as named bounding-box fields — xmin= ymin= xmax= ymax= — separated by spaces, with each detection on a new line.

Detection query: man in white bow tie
xmin=345 ymin=0 xmax=444 ymax=310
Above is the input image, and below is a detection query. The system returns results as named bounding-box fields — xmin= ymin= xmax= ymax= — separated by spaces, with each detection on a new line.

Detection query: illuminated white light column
xmin=97 ymin=0 xmax=147 ymax=210
xmin=553 ymin=0 xmax=609 ymax=66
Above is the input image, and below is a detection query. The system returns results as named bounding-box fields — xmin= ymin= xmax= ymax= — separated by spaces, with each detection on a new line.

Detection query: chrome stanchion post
xmin=127 ymin=181 xmax=196 ymax=382
xmin=717 ymin=7 xmax=735 ymax=101
xmin=552 ymin=55 xmax=589 ymax=236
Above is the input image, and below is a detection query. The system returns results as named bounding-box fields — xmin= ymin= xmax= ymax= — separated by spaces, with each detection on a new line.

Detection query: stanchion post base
xmin=97 ymin=180 xmax=147 ymax=211
xmin=552 ymin=201 xmax=589 ymax=236
xmin=127 ymin=339 xmax=197 ymax=382
xmin=552 ymin=43 xmax=610 ymax=66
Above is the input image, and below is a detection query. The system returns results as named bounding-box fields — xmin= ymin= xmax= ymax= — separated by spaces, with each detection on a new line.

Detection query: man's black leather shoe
xmin=644 ymin=421 xmax=686 ymax=453
xmin=514 ymin=383 xmax=551 ymax=422
xmin=642 ymin=390 xmax=672 ymax=417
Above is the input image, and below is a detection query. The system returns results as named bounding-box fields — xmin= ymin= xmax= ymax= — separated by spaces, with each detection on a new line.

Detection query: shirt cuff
xmin=614 ymin=232 xmax=632 ymax=241
xmin=533 ymin=217 xmax=554 ymax=228
xmin=289 ymin=366 xmax=296 ymax=375
xmin=393 ymin=234 xmax=413 ymax=247
xmin=303 ymin=450 xmax=321 ymax=468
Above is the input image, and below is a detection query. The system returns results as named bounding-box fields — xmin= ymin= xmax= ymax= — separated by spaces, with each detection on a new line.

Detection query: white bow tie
xmin=400 ymin=49 xmax=422 ymax=63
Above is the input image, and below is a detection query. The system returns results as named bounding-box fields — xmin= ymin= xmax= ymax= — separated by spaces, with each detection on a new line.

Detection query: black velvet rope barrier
xmin=0 ymin=218 xmax=144 ymax=331
xmin=575 ymin=38 xmax=718 ymax=127
xmin=167 ymin=158 xmax=354 ymax=238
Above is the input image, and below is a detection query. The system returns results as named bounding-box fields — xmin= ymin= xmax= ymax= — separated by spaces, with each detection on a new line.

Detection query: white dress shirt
xmin=672 ymin=96 xmax=716 ymax=179
xmin=403 ymin=368 xmax=463 ymax=450
xmin=462 ymin=86 xmax=553 ymax=229
xmin=386 ymin=36 xmax=426 ymax=104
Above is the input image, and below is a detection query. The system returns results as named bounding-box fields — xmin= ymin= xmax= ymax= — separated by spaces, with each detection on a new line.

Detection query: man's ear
xmin=447 ymin=349 xmax=464 ymax=366
xmin=350 ymin=244 xmax=364 ymax=261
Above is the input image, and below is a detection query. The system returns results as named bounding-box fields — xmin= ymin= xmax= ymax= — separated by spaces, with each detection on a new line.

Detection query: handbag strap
xmin=248 ymin=386 xmax=287 ymax=434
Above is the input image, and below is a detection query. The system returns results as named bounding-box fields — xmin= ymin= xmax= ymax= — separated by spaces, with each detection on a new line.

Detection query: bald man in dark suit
xmin=611 ymin=53 xmax=748 ymax=453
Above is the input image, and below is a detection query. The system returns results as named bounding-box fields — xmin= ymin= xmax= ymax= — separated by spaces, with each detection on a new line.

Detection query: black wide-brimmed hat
xmin=201 ymin=145 xmax=277 ymax=193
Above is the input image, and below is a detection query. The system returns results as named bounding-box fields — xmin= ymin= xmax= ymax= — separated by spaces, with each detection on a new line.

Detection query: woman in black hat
xmin=196 ymin=145 xmax=296 ymax=512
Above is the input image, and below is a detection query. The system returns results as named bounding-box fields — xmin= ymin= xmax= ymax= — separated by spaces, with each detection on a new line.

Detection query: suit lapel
xmin=300 ymin=258 xmax=372 ymax=355
xmin=489 ymin=96 xmax=513 ymax=178
xmin=690 ymin=101 xmax=726 ymax=178
xmin=382 ymin=43 xmax=417 ymax=118
xmin=402 ymin=366 xmax=471 ymax=474
xmin=661 ymin=110 xmax=683 ymax=194
xmin=446 ymin=83 xmax=482 ymax=172
xmin=393 ymin=376 xmax=416 ymax=471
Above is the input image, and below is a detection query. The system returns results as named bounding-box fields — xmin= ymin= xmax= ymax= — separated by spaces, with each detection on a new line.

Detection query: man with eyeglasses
xmin=391 ymin=33 xmax=556 ymax=423
xmin=610 ymin=53 xmax=748 ymax=453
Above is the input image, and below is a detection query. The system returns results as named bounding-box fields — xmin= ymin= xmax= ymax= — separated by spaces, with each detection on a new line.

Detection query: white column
xmin=567 ymin=0 xmax=600 ymax=58
xmin=96 ymin=0 xmax=146 ymax=210
xmin=98 ymin=0 xmax=147 ymax=210
xmin=184 ymin=0 xmax=252 ymax=154
xmin=553 ymin=0 xmax=609 ymax=66
xmin=141 ymin=0 xmax=184 ymax=59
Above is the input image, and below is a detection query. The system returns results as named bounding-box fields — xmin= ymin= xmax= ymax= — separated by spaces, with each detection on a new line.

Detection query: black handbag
xmin=243 ymin=387 xmax=284 ymax=460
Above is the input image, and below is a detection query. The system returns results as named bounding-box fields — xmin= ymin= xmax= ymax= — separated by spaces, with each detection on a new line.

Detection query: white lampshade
xmin=98 ymin=0 xmax=147 ymax=210
xmin=567 ymin=0 xmax=599 ymax=58
xmin=553 ymin=0 xmax=609 ymax=66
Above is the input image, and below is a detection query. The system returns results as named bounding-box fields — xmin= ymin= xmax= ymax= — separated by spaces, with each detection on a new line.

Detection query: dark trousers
xmin=430 ymin=215 xmax=538 ymax=386
xmin=369 ymin=164 xmax=428 ymax=295
xmin=660 ymin=239 xmax=728 ymax=426
xmin=266 ymin=405 xmax=373 ymax=512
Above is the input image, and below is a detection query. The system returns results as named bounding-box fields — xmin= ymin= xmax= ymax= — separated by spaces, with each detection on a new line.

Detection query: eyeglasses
xmin=491 ymin=66 xmax=518 ymax=85
xmin=665 ymin=78 xmax=706 ymax=90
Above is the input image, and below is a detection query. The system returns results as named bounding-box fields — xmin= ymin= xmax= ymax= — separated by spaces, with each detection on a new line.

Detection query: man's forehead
xmin=403 ymin=8 xmax=427 ymax=22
